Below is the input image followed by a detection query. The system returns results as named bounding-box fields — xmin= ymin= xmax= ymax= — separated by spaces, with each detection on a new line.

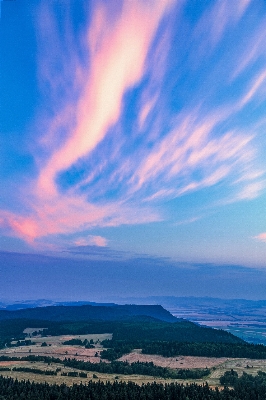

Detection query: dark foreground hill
xmin=0 ymin=304 xmax=177 ymax=323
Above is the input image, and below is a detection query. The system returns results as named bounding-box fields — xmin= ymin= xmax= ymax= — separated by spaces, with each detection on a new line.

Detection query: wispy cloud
xmin=254 ymin=233 xmax=266 ymax=243
xmin=239 ymin=70 xmax=266 ymax=108
xmin=37 ymin=0 xmax=173 ymax=197
xmin=74 ymin=235 xmax=107 ymax=247
xmin=0 ymin=1 xmax=169 ymax=242
xmin=1 ymin=0 xmax=266 ymax=247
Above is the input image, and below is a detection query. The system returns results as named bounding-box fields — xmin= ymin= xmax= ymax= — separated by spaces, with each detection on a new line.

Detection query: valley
xmin=0 ymin=302 xmax=266 ymax=391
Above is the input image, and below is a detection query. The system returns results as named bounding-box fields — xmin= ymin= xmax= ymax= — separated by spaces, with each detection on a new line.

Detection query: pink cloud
xmin=0 ymin=1 xmax=171 ymax=244
xmin=236 ymin=181 xmax=265 ymax=200
xmin=37 ymin=1 xmax=172 ymax=197
xmin=239 ymin=70 xmax=266 ymax=108
xmin=0 ymin=211 xmax=38 ymax=242
xmin=129 ymin=108 xmax=256 ymax=198
xmin=188 ymin=0 xmax=251 ymax=67
xmin=26 ymin=0 xmax=265 ymax=246
xmin=74 ymin=235 xmax=108 ymax=247
xmin=230 ymin=18 xmax=266 ymax=81
xmin=0 ymin=195 xmax=160 ymax=245
xmin=254 ymin=233 xmax=266 ymax=243
xmin=2 ymin=0 xmax=266 ymax=249
xmin=138 ymin=94 xmax=159 ymax=130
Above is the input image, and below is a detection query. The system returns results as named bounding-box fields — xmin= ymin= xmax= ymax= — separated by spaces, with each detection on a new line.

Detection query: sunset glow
xmin=1 ymin=0 xmax=266 ymax=300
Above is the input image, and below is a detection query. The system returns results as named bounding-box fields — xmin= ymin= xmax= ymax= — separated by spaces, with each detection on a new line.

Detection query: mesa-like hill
xmin=0 ymin=304 xmax=177 ymax=323
xmin=0 ymin=304 xmax=244 ymax=346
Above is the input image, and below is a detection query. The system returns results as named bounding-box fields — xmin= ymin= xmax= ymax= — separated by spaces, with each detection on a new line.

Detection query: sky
xmin=1 ymin=0 xmax=266 ymax=301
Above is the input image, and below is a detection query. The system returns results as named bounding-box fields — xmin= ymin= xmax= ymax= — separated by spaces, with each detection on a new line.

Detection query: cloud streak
xmin=37 ymin=0 xmax=172 ymax=197
xmin=1 ymin=0 xmax=266 ymax=248
xmin=254 ymin=233 xmax=266 ymax=243
xmin=74 ymin=235 xmax=107 ymax=247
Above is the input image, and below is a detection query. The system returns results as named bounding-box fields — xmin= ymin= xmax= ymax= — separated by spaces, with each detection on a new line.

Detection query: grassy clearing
xmin=1 ymin=358 xmax=266 ymax=388
xmin=1 ymin=333 xmax=112 ymax=362
xmin=1 ymin=355 xmax=266 ymax=388
xmin=24 ymin=333 xmax=112 ymax=344
xmin=0 ymin=360 xmax=184 ymax=386
xmin=23 ymin=327 xmax=47 ymax=335
xmin=1 ymin=333 xmax=266 ymax=388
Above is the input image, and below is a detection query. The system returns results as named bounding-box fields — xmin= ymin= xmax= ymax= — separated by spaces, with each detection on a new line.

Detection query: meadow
xmin=1 ymin=331 xmax=266 ymax=389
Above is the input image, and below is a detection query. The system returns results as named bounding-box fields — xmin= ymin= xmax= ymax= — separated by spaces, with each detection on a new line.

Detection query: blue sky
xmin=1 ymin=0 xmax=266 ymax=300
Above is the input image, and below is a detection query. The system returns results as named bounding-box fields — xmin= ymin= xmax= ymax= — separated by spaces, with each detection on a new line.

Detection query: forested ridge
xmin=110 ymin=321 xmax=242 ymax=343
xmin=0 ymin=370 xmax=266 ymax=399
xmin=0 ymin=317 xmax=243 ymax=351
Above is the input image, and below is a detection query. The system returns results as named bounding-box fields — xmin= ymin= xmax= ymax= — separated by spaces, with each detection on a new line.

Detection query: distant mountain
xmin=0 ymin=300 xmax=117 ymax=311
xmin=0 ymin=304 xmax=178 ymax=323
xmin=0 ymin=303 xmax=246 ymax=345
xmin=115 ymin=296 xmax=266 ymax=308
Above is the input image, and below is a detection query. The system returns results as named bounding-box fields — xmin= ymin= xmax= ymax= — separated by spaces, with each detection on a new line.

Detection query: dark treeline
xmin=223 ymin=370 xmax=266 ymax=398
xmin=110 ymin=320 xmax=242 ymax=343
xmin=62 ymin=338 xmax=95 ymax=348
xmin=0 ymin=355 xmax=210 ymax=379
xmin=0 ymin=319 xmax=51 ymax=345
xmin=220 ymin=369 xmax=239 ymax=386
xmin=12 ymin=340 xmax=35 ymax=348
xmin=0 ymin=355 xmax=63 ymax=363
xmin=63 ymin=358 xmax=211 ymax=379
xmin=12 ymin=367 xmax=57 ymax=376
xmin=64 ymin=358 xmax=174 ymax=378
xmin=0 ymin=371 xmax=266 ymax=399
xmin=101 ymin=338 xmax=266 ymax=360
xmin=0 ymin=342 xmax=6 ymax=350
xmin=141 ymin=341 xmax=266 ymax=359
xmin=220 ymin=369 xmax=266 ymax=386
xmin=175 ymin=368 xmax=211 ymax=379
xmin=0 ymin=339 xmax=35 ymax=350
xmin=101 ymin=342 xmax=133 ymax=360
xmin=61 ymin=371 xmax=88 ymax=378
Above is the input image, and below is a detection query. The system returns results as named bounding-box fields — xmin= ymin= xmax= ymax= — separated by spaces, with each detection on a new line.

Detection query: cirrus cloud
xmin=1 ymin=0 xmax=266 ymax=249
xmin=254 ymin=233 xmax=266 ymax=243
